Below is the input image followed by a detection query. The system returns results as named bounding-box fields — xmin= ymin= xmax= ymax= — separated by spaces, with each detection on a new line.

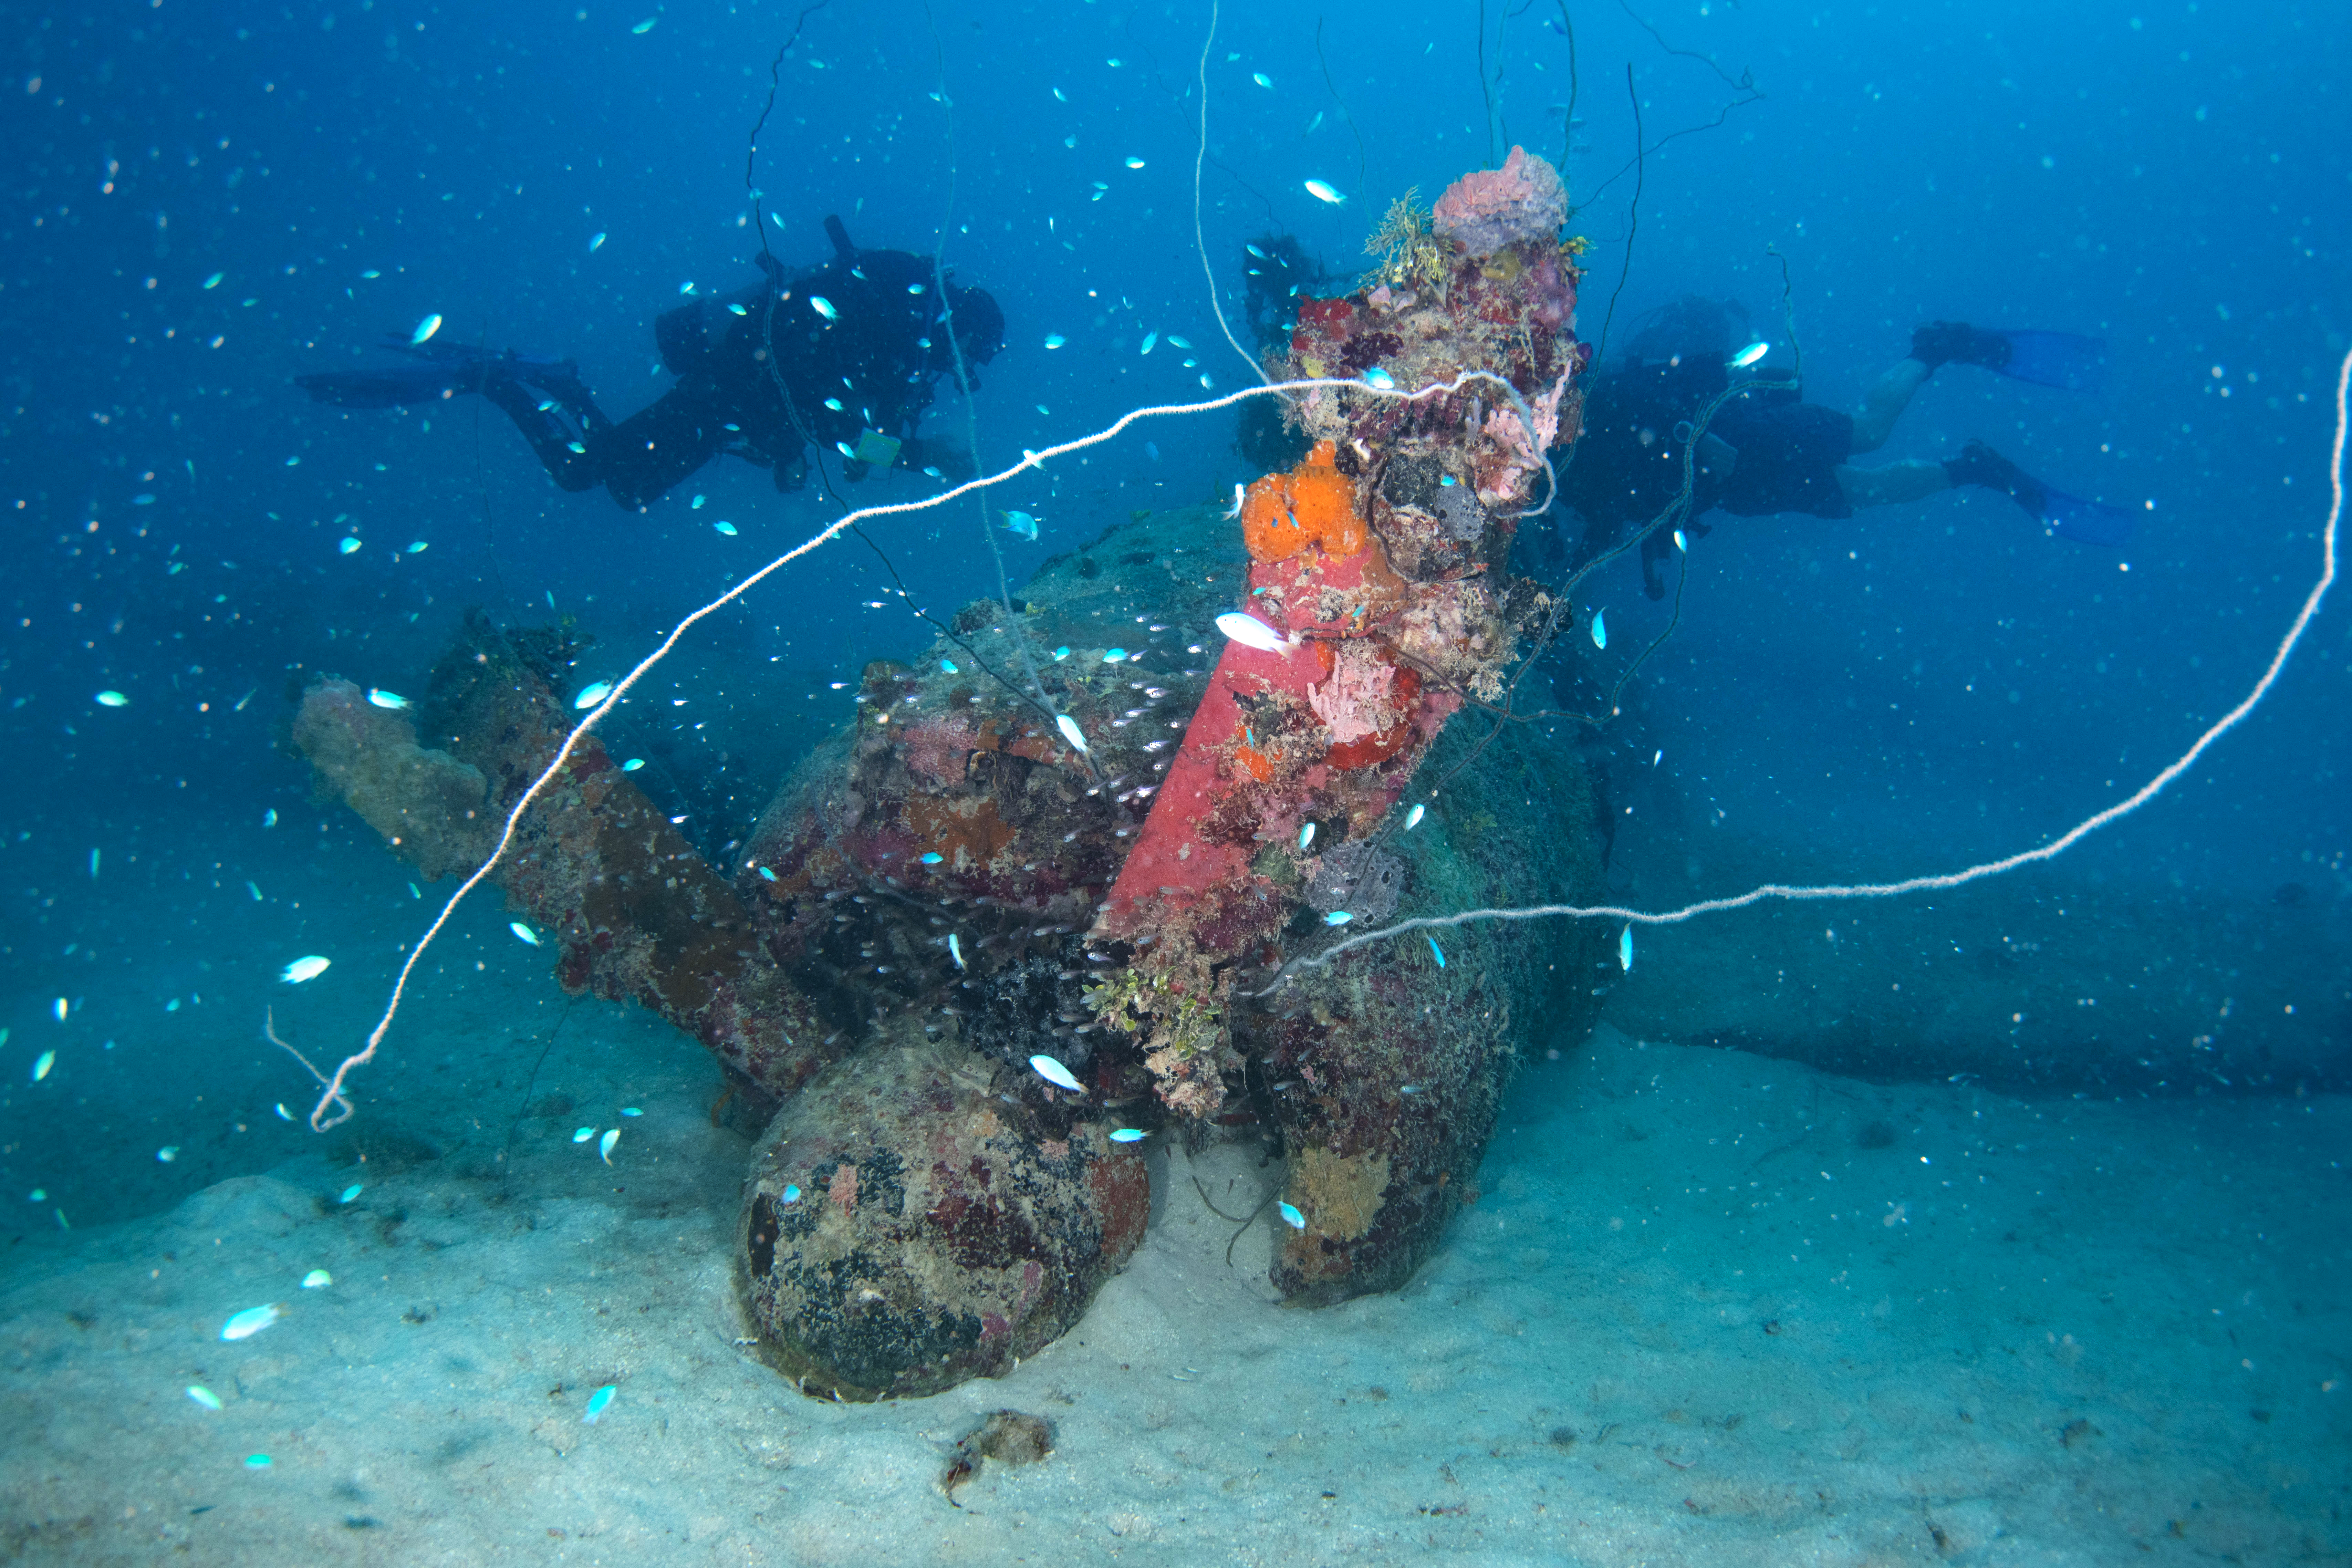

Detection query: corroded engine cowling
xmin=737 ymin=1030 xmax=1150 ymax=1402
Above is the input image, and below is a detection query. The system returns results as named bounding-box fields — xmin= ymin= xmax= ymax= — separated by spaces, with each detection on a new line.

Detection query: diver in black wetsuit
xmin=296 ymin=215 xmax=1005 ymax=511
xmin=1560 ymin=297 xmax=2127 ymax=598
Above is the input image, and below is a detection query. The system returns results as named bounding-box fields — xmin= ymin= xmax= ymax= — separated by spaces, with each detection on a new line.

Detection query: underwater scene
xmin=2 ymin=0 xmax=2347 ymax=1561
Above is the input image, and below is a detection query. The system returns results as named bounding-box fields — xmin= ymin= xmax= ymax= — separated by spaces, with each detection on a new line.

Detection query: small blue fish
xmin=622 ymin=758 xmax=646 ymax=771
xmin=1589 ymin=610 xmax=1607 ymax=651
xmin=1030 ymin=1053 xmax=1084 ymax=1093
xmin=1324 ymin=911 xmax=1353 ymax=926
xmin=1043 ymin=333 xmax=1067 ymax=349
xmin=940 ymin=658 xmax=958 ymax=673
xmin=757 ymin=865 xmax=778 ymax=881
xmin=302 ymin=1269 xmax=332 ymax=1289
xmin=1123 ymin=157 xmax=1146 ymax=169
xmin=809 ymin=295 xmax=837 ymax=321
xmin=1103 ymin=648 xmax=1128 ymax=663
xmin=1619 ymin=924 xmax=1634 ymax=972
xmin=1299 ymin=822 xmax=1316 ymax=850
xmin=94 ymin=690 xmax=128 ymax=708
xmin=1247 ymin=243 xmax=1268 ymax=259
xmin=1427 ymin=935 xmax=1446 ymax=967
xmin=1166 ymin=335 xmax=1192 ymax=349
xmin=338 ymin=537 xmax=363 ymax=554
xmin=631 ymin=15 xmax=656 ymax=32
xmin=999 ymin=510 xmax=1039 ymax=541
xmin=1729 ymin=340 xmax=1769 ymax=368
xmin=1055 ymin=714 xmax=1089 ymax=754
xmin=600 ymin=1128 xmax=619 ymax=1164
xmin=1673 ymin=529 xmax=1688 ymax=552
xmin=510 ymin=922 xmax=541 ymax=946
xmin=339 ymin=1182 xmax=363 ymax=1204
xmin=573 ymin=1126 xmax=594 ymax=1143
xmin=1252 ymin=71 xmax=1273 ymax=89
xmin=1278 ymin=1201 xmax=1306 ymax=1229
xmin=574 ymin=680 xmax=615 ymax=709
xmin=948 ymin=933 xmax=965 ymax=970
xmin=366 ymin=688 xmax=409 ymax=710
xmin=920 ymin=852 xmax=944 ymax=864
xmin=1303 ymin=179 xmax=1345 ymax=205
xmin=245 ymin=1453 xmax=272 ymax=1469
xmin=280 ymin=955 xmax=331 ymax=984
xmin=410 ymin=313 xmax=442 ymax=345
xmin=220 ymin=1303 xmax=282 ymax=1342
xmin=202 ymin=272 xmax=224 ymax=289
xmin=713 ymin=520 xmax=738 ymax=536
xmin=1405 ymin=803 xmax=1426 ymax=831
xmin=583 ymin=1384 xmax=617 ymax=1423
xmin=1140 ymin=331 xmax=1158 ymax=354
xmin=187 ymin=1385 xmax=224 ymax=1410
xmin=1052 ymin=646 xmax=1072 ymax=661
xmin=823 ymin=397 xmax=845 ymax=411
xmin=781 ymin=1183 xmax=801 ymax=1204
xmin=728 ymin=303 xmax=748 ymax=317
xmin=589 ymin=231 xmax=606 ymax=251
xmin=1109 ymin=1128 xmax=1147 ymax=1143
xmin=1361 ymin=367 xmax=1396 ymax=391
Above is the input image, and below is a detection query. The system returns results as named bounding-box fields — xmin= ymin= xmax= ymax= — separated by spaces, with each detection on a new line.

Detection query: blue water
xmin=2 ymin=1 xmax=2345 ymax=1555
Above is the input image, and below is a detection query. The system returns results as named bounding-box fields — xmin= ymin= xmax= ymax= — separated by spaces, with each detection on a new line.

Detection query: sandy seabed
xmin=3 ymin=988 xmax=2346 ymax=1567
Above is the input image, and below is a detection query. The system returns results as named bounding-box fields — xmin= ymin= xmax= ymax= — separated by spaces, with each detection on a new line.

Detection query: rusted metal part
xmin=739 ymin=1028 xmax=1148 ymax=1401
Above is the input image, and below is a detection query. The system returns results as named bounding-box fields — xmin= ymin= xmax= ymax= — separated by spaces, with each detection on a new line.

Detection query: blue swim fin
xmin=1988 ymin=330 xmax=2106 ymax=393
xmin=2043 ymin=487 xmax=2135 ymax=546
xmin=295 ymin=339 xmax=578 ymax=409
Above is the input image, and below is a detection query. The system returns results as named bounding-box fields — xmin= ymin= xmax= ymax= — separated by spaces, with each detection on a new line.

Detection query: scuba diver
xmin=295 ymin=216 xmax=1005 ymax=511
xmin=1560 ymin=296 xmax=2128 ymax=598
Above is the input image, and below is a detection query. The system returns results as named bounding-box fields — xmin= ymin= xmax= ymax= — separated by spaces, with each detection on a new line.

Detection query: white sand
xmin=4 ymin=1003 xmax=2345 ymax=1565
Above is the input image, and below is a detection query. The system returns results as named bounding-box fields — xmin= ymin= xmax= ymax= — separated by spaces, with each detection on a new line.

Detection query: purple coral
xmin=1432 ymin=145 xmax=1567 ymax=258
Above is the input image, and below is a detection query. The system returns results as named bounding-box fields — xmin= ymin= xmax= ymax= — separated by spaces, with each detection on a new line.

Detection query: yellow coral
xmin=1087 ymin=960 xmax=1231 ymax=1118
xmin=1363 ymin=188 xmax=1451 ymax=294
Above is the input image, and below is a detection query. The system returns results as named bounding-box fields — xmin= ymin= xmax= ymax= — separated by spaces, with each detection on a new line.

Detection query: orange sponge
xmin=1240 ymin=440 xmax=1367 ymax=563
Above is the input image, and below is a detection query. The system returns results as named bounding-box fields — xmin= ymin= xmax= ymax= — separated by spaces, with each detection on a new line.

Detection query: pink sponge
xmin=1432 ymin=145 xmax=1567 ymax=257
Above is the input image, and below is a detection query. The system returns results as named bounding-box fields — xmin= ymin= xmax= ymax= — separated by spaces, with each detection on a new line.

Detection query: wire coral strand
xmin=1194 ymin=0 xmax=1268 ymax=387
xmin=1271 ymin=346 xmax=2352 ymax=993
xmin=308 ymin=371 xmax=1517 ymax=1128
